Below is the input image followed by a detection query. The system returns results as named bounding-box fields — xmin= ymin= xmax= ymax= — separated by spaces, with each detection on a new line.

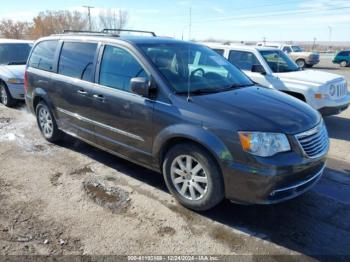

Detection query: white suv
xmin=205 ymin=43 xmax=350 ymax=116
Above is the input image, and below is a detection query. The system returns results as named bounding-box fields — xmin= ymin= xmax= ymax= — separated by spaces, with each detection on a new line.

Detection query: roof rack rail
xmin=102 ymin=29 xmax=156 ymax=37
xmin=62 ymin=29 xmax=119 ymax=37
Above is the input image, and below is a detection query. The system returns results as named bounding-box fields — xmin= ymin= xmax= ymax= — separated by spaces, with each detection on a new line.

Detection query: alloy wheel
xmin=38 ymin=107 xmax=54 ymax=138
xmin=170 ymin=155 xmax=208 ymax=200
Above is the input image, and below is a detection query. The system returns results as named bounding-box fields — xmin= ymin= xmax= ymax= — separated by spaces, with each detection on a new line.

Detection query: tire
xmin=0 ymin=82 xmax=16 ymax=107
xmin=35 ymin=101 xmax=63 ymax=143
xmin=163 ymin=143 xmax=224 ymax=211
xmin=340 ymin=61 xmax=348 ymax=67
xmin=296 ymin=59 xmax=306 ymax=68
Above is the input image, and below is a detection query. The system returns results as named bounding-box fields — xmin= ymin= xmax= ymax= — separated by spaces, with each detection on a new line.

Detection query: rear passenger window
xmin=29 ymin=40 xmax=58 ymax=72
xmin=228 ymin=50 xmax=261 ymax=71
xmin=99 ymin=45 xmax=147 ymax=92
xmin=58 ymin=42 xmax=97 ymax=82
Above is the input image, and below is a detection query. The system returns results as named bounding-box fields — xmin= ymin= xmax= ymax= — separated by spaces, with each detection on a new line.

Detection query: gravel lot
xmin=0 ymin=55 xmax=350 ymax=259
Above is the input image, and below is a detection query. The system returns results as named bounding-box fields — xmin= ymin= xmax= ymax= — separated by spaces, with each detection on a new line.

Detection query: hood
xmin=292 ymin=51 xmax=319 ymax=57
xmin=274 ymin=70 xmax=345 ymax=86
xmin=180 ymin=86 xmax=320 ymax=135
xmin=0 ymin=65 xmax=26 ymax=80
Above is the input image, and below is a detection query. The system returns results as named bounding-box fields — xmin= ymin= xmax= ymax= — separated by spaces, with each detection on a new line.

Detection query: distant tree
xmin=98 ymin=9 xmax=129 ymax=31
xmin=31 ymin=10 xmax=88 ymax=38
xmin=0 ymin=19 xmax=32 ymax=39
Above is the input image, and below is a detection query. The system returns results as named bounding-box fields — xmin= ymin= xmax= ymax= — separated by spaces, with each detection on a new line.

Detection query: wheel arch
xmin=154 ymin=124 xmax=233 ymax=171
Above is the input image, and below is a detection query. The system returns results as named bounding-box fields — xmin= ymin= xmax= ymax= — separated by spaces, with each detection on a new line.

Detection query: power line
xmin=192 ymin=6 xmax=350 ymax=23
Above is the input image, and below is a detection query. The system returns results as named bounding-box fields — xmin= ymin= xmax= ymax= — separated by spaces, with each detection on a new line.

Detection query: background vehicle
xmin=205 ymin=43 xmax=350 ymax=116
xmin=333 ymin=50 xmax=350 ymax=67
xmin=26 ymin=31 xmax=327 ymax=211
xmin=0 ymin=39 xmax=33 ymax=107
xmin=257 ymin=42 xmax=320 ymax=68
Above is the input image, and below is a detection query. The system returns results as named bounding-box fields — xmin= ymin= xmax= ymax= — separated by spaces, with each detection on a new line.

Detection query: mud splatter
xmin=71 ymin=166 xmax=94 ymax=176
xmin=157 ymin=226 xmax=176 ymax=237
xmin=83 ymin=179 xmax=130 ymax=213
xmin=50 ymin=173 xmax=63 ymax=187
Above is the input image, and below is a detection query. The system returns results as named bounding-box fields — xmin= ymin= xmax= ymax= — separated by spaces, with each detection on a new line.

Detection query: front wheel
xmin=36 ymin=101 xmax=63 ymax=143
xmin=163 ymin=143 xmax=224 ymax=211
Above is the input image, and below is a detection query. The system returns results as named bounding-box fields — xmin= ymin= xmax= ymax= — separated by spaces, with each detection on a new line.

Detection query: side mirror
xmin=251 ymin=64 xmax=266 ymax=75
xmin=130 ymin=77 xmax=152 ymax=97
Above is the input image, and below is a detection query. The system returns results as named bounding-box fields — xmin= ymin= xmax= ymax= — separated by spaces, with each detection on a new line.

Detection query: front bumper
xmin=221 ymin=151 xmax=327 ymax=204
xmin=315 ymin=93 xmax=350 ymax=115
xmin=7 ymin=83 xmax=25 ymax=100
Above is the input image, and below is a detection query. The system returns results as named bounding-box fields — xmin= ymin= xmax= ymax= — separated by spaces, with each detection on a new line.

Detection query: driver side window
xmin=228 ymin=50 xmax=261 ymax=71
xmin=99 ymin=45 xmax=148 ymax=92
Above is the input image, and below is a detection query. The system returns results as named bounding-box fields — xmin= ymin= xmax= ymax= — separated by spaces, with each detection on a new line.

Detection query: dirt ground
xmin=1 ymin=59 xmax=350 ymax=259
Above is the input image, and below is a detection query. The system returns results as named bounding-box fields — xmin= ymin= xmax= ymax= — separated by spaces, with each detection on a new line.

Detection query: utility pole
xmin=83 ymin=5 xmax=94 ymax=31
xmin=313 ymin=37 xmax=317 ymax=50
xmin=188 ymin=7 xmax=192 ymax=40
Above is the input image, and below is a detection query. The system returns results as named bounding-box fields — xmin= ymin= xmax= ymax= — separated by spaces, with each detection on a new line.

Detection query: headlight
xmin=238 ymin=132 xmax=291 ymax=157
xmin=329 ymin=84 xmax=336 ymax=96
xmin=8 ymin=78 xmax=24 ymax=84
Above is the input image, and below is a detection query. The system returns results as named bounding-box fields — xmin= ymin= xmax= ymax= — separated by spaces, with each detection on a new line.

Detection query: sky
xmin=1 ymin=0 xmax=350 ymax=42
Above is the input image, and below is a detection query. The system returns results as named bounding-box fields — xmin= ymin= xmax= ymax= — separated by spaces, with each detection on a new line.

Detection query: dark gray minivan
xmin=25 ymin=31 xmax=329 ymax=211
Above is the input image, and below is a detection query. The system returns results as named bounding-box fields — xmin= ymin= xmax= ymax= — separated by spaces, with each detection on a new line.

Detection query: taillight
xmin=24 ymin=71 xmax=28 ymax=93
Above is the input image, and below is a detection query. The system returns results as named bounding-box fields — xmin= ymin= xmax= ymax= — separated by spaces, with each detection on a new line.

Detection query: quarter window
xmin=29 ymin=40 xmax=58 ymax=72
xmin=58 ymin=42 xmax=97 ymax=82
xmin=228 ymin=50 xmax=261 ymax=71
xmin=99 ymin=45 xmax=147 ymax=92
xmin=213 ymin=49 xmax=224 ymax=56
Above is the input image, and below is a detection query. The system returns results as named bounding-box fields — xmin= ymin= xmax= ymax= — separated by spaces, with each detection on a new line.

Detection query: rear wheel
xmin=0 ymin=82 xmax=16 ymax=107
xmin=163 ymin=143 xmax=224 ymax=211
xmin=36 ymin=101 xmax=63 ymax=143
xmin=340 ymin=60 xmax=348 ymax=67
xmin=296 ymin=59 xmax=306 ymax=68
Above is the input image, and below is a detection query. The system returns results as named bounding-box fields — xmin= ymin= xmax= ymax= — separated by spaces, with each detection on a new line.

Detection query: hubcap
xmin=38 ymin=107 xmax=54 ymax=138
xmin=0 ymin=86 xmax=7 ymax=105
xmin=170 ymin=155 xmax=208 ymax=201
xmin=341 ymin=61 xmax=347 ymax=67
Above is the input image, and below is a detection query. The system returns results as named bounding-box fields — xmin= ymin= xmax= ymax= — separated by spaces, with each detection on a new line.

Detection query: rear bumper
xmin=25 ymin=93 xmax=35 ymax=114
xmin=221 ymin=152 xmax=327 ymax=204
xmin=7 ymin=83 xmax=25 ymax=100
xmin=306 ymin=58 xmax=320 ymax=65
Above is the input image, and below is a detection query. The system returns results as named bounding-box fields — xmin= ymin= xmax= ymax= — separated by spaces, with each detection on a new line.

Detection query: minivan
xmin=25 ymin=31 xmax=328 ymax=211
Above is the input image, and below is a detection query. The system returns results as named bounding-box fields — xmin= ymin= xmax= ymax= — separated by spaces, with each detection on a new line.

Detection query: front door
xmin=89 ymin=44 xmax=154 ymax=166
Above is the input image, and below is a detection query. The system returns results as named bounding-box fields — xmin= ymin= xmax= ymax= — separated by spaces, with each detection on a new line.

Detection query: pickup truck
xmin=205 ymin=43 xmax=350 ymax=116
xmin=256 ymin=42 xmax=320 ymax=68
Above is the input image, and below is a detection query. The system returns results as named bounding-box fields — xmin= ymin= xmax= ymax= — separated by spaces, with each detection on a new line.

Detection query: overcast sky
xmin=1 ymin=0 xmax=350 ymax=41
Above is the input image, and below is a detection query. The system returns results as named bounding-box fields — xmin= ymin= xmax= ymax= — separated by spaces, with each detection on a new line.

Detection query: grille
xmin=331 ymin=81 xmax=348 ymax=98
xmin=295 ymin=122 xmax=329 ymax=158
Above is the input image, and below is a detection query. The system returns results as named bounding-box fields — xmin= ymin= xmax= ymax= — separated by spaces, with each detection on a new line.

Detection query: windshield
xmin=0 ymin=43 xmax=32 ymax=65
xmin=291 ymin=46 xmax=304 ymax=52
xmin=138 ymin=43 xmax=253 ymax=94
xmin=259 ymin=50 xmax=300 ymax=73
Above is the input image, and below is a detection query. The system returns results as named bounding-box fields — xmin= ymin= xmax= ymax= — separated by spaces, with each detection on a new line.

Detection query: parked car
xmin=205 ymin=43 xmax=350 ymax=116
xmin=257 ymin=42 xmax=320 ymax=68
xmin=25 ymin=31 xmax=328 ymax=211
xmin=0 ymin=39 xmax=33 ymax=107
xmin=333 ymin=50 xmax=350 ymax=67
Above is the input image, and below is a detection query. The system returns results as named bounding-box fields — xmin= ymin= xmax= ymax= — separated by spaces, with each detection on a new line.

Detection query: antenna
xmin=187 ymin=7 xmax=193 ymax=102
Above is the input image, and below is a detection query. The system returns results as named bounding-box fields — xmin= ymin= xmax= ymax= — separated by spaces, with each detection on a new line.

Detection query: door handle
xmin=93 ymin=94 xmax=105 ymax=102
xmin=77 ymin=90 xmax=88 ymax=96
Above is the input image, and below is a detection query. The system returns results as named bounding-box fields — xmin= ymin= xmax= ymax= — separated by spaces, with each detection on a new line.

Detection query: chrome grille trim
xmin=295 ymin=121 xmax=329 ymax=159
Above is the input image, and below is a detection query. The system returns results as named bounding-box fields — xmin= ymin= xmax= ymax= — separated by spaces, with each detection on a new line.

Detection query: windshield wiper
xmin=176 ymin=84 xmax=254 ymax=95
xmin=7 ymin=61 xmax=26 ymax=65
